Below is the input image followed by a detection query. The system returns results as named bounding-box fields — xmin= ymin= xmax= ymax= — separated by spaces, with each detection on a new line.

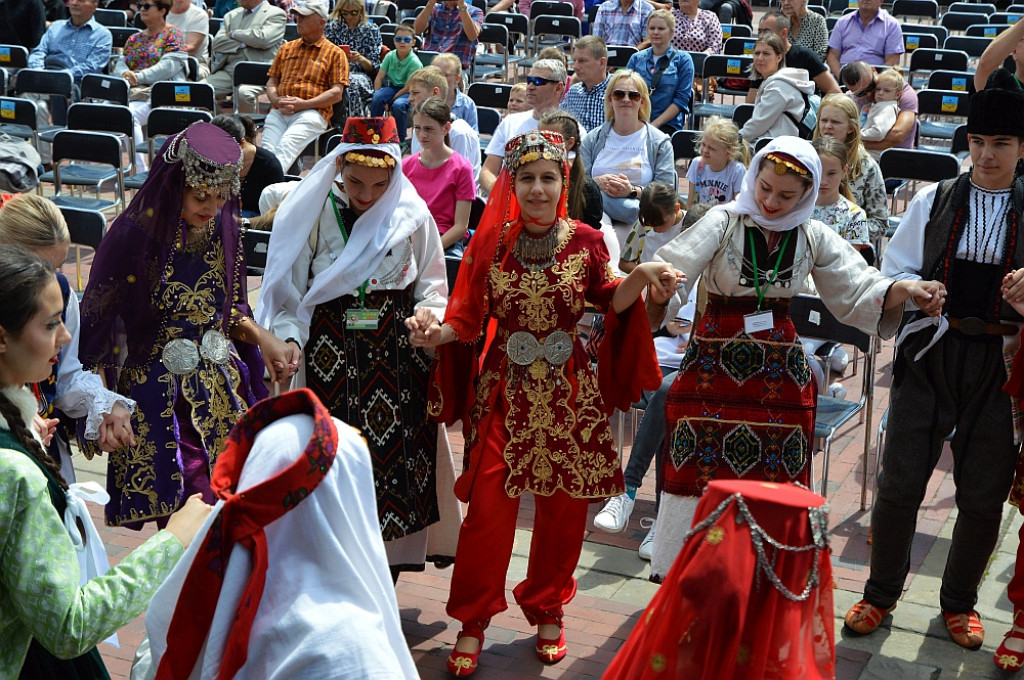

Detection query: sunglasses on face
xmin=134 ymin=2 xmax=154 ymax=9
xmin=337 ymin=8 xmax=360 ymax=14
xmin=526 ymin=76 xmax=558 ymax=86
xmin=852 ymin=79 xmax=876 ymax=98
xmin=393 ymin=35 xmax=414 ymax=43
xmin=611 ymin=89 xmax=642 ymax=101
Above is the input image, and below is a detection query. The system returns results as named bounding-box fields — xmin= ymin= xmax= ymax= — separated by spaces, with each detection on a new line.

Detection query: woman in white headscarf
xmin=255 ymin=116 xmax=459 ymax=581
xmin=131 ymin=388 xmax=419 ymax=680
xmin=646 ymin=137 xmax=946 ymax=580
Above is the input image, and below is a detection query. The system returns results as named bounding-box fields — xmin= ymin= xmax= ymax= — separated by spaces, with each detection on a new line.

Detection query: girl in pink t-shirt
xmin=403 ymin=97 xmax=476 ymax=257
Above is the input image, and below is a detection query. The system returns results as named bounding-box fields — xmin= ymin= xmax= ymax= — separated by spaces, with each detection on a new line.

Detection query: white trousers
xmin=129 ymin=99 xmax=151 ymax=172
xmin=261 ymin=108 xmax=327 ymax=173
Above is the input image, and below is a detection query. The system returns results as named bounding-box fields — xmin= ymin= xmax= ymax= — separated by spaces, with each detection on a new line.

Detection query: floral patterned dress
xmin=123 ymin=25 xmax=186 ymax=71
xmin=324 ymin=19 xmax=381 ymax=116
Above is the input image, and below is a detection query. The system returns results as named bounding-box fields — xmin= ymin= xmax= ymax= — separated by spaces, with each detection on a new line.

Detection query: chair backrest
xmin=14 ymin=69 xmax=73 ymax=98
xmin=66 ymin=102 xmax=134 ymax=142
xmin=284 ymin=22 xmax=299 ymax=41
xmin=80 ymin=74 xmax=129 ymax=105
xmin=940 ymin=11 xmax=988 ymax=31
xmin=418 ymin=50 xmax=439 ymax=66
xmin=145 ymin=106 xmax=212 ymax=154
xmin=243 ymin=227 xmax=272 ymax=272
xmin=324 ymin=133 xmax=341 ymax=155
xmin=685 ymin=50 xmax=707 ymax=76
xmin=948 ymin=1 xmax=996 ymax=14
xmin=478 ymin=23 xmax=509 ymax=49
xmin=903 ymin=32 xmax=939 ymax=54
xmin=967 ymin=22 xmax=1011 ymax=38
xmin=52 ymin=129 xmax=122 ymax=165
xmin=232 ymin=60 xmax=271 ymax=88
xmin=477 ymin=106 xmax=501 ymax=136
xmin=94 ymin=8 xmax=127 ymax=26
xmin=605 ymin=44 xmax=637 ymax=71
xmin=891 ymin=0 xmax=939 ymax=20
xmin=877 ymin=147 xmax=960 ymax=184
xmin=485 ymin=11 xmax=529 ymax=40
xmin=531 ymin=15 xmax=582 ymax=50
xmin=150 ymin=81 xmax=216 ymax=111
xmin=943 ymin=35 xmax=994 ymax=58
xmin=916 ymin=88 xmax=970 ymax=120
xmin=909 ymin=48 xmax=969 ymax=77
xmin=732 ymin=103 xmax=754 ymax=128
xmin=926 ymin=69 xmax=975 ymax=94
xmin=790 ymin=294 xmax=871 ymax=352
xmin=0 ymin=44 xmax=29 ymax=70
xmin=723 ymin=36 xmax=756 ymax=56
xmin=209 ymin=16 xmax=224 ymax=34
xmin=529 ymin=0 xmax=574 ymax=20
xmin=993 ymin=11 xmax=1024 ymax=24
xmin=468 ymin=81 xmax=512 ymax=109
xmin=902 ymin=22 xmax=948 ymax=43
xmin=60 ymin=205 xmax=106 ymax=250
xmin=110 ymin=27 xmax=140 ymax=49
xmin=719 ymin=23 xmax=752 ymax=40
xmin=0 ymin=96 xmax=39 ymax=132
xmin=951 ymin=123 xmax=969 ymax=157
xmin=671 ymin=129 xmax=699 ymax=162
xmin=700 ymin=54 xmax=752 ymax=82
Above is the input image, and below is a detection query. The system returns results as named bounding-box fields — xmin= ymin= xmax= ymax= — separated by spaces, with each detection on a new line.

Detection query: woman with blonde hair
xmin=580 ymin=70 xmax=675 ymax=226
xmin=325 ymin=0 xmax=382 ymax=116
xmin=0 ymin=194 xmax=135 ymax=481
xmin=626 ymin=9 xmax=694 ymax=133
xmin=813 ymin=92 xmax=889 ymax=239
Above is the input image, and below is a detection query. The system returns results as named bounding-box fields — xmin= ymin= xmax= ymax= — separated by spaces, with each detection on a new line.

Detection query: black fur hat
xmin=968 ymin=68 xmax=1024 ymax=137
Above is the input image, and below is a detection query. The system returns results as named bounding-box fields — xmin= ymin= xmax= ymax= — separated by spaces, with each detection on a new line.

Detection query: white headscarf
xmin=722 ymin=136 xmax=821 ymax=232
xmin=255 ymin=141 xmax=426 ymax=327
xmin=132 ymin=413 xmax=419 ymax=680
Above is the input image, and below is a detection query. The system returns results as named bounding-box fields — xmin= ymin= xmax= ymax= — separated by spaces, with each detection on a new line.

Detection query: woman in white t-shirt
xmin=167 ymin=0 xmax=210 ymax=80
xmin=579 ymin=70 xmax=675 ymax=225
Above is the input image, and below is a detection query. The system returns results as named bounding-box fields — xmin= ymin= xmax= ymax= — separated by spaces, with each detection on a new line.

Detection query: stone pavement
xmin=73 ymin=333 xmax=1024 ymax=678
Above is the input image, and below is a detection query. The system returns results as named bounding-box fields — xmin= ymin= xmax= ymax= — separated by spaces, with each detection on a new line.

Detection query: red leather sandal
xmin=995 ymin=629 xmax=1024 ymax=671
xmin=844 ymin=599 xmax=896 ymax=635
xmin=943 ymin=610 xmax=985 ymax=650
xmin=536 ymin=625 xmax=567 ymax=664
xmin=447 ymin=630 xmax=484 ymax=677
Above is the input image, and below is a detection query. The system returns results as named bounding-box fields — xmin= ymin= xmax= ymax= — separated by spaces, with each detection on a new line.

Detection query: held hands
xmin=1003 ymin=269 xmax=1024 ymax=316
xmin=164 ymin=493 xmax=213 ymax=549
xmin=405 ymin=308 xmax=444 ymax=348
xmin=910 ymin=279 xmax=946 ymax=317
xmin=259 ymin=332 xmax=301 ymax=386
xmin=639 ymin=262 xmax=685 ymax=304
xmin=32 ymin=414 xmax=58 ymax=447
xmin=97 ymin=402 xmax=136 ymax=452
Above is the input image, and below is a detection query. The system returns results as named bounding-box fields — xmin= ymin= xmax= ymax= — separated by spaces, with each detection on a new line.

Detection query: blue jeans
xmin=623 ymin=370 xmax=677 ymax=513
xmin=370 ymin=86 xmax=410 ymax=140
xmin=602 ymin=195 xmax=640 ymax=224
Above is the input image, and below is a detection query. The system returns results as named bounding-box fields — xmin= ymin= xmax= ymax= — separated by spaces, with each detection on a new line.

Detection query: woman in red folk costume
xmin=408 ymin=129 xmax=682 ymax=676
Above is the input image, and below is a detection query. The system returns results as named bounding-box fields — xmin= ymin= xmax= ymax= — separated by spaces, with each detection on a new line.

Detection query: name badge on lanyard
xmin=745 ymin=228 xmax=792 ymax=335
xmin=744 ymin=310 xmax=774 ymax=335
xmin=346 ymin=309 xmax=380 ymax=330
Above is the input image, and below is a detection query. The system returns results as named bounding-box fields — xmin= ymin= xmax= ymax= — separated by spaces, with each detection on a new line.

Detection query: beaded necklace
xmin=513 ymin=220 xmax=567 ymax=271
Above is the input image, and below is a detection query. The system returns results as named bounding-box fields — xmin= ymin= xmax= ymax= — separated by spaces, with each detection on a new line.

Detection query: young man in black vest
xmin=845 ymin=69 xmax=1024 ymax=651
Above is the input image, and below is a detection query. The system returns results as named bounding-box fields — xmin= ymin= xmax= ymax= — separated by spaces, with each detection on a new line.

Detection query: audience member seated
xmin=203 ymin=0 xmax=286 ymax=113
xmin=813 ymin=92 xmax=889 ymax=238
xmin=432 ymin=53 xmax=478 ymax=132
xmin=27 ymin=0 xmax=112 ymax=160
xmin=781 ymin=0 xmax=826 ymax=61
xmin=114 ymin=0 xmax=188 ymax=172
xmin=167 ymin=0 xmax=211 ymax=79
xmin=811 ymin=135 xmax=870 ymax=254
xmin=324 ymin=0 xmax=382 ymax=117
xmin=480 ymin=58 xmax=567 ymax=193
xmin=562 ymin=36 xmax=609 ymax=133
xmin=580 ymin=69 xmax=674 ymax=225
xmin=860 ymin=67 xmax=904 ymax=160
xmin=0 ymin=0 xmax=45 ymax=50
xmin=263 ymin=0 xmax=348 ymax=172
xmin=592 ymin=0 xmax=653 ymax=48
xmin=407 ymin=66 xmax=481 ymax=184
xmin=405 ymin=97 xmax=476 ymax=257
xmin=413 ymin=0 xmax=483 ymax=71
xmin=826 ymin=0 xmax=903 ymax=77
xmin=371 ymin=23 xmax=421 ymax=142
xmin=537 ymin=45 xmax=572 ymax=92
xmin=840 ymin=60 xmax=918 ymax=152
xmin=508 ymin=82 xmax=529 ymax=113
xmin=739 ymin=34 xmax=814 ymax=142
xmin=540 ymin=110 xmax=604 ymax=230
xmin=685 ymin=116 xmax=747 ymax=207
xmin=747 ymin=11 xmax=840 ymax=103
xmin=670 ymin=0 xmax=722 ymax=54
xmin=626 ymin=9 xmax=692 ymax=133
xmin=211 ymin=114 xmax=285 ymax=218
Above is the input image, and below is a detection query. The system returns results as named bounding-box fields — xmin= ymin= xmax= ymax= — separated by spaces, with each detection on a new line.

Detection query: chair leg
xmin=820 ymin=438 xmax=831 ymax=497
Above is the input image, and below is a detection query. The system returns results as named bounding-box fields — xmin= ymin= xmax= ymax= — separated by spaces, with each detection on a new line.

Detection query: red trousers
xmin=446 ymin=411 xmax=590 ymax=630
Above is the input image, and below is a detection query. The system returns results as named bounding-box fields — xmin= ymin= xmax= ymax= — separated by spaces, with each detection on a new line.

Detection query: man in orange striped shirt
xmin=262 ymin=0 xmax=349 ymax=172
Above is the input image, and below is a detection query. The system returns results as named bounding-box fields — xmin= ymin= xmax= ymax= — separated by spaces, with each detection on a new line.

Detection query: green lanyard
xmin=328 ymin=191 xmax=370 ymax=307
xmin=748 ymin=228 xmax=792 ymax=312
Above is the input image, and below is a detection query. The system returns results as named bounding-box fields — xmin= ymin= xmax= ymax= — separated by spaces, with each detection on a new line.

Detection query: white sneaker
xmin=638 ymin=517 xmax=656 ymax=561
xmin=594 ymin=493 xmax=635 ymax=533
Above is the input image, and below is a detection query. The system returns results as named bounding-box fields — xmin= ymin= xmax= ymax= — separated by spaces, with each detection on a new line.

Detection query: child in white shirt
xmin=685 ymin=116 xmax=749 ymax=207
xmin=861 ymin=67 xmax=904 ymax=160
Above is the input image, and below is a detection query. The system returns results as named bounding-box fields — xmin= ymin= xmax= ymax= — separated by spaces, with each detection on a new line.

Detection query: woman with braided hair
xmin=0 ymin=245 xmax=210 ymax=680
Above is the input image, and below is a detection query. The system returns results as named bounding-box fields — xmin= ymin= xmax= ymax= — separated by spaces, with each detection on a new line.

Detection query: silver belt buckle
xmin=161 ymin=330 xmax=230 ymax=375
xmin=958 ymin=317 xmax=986 ymax=336
xmin=506 ymin=330 xmax=573 ymax=367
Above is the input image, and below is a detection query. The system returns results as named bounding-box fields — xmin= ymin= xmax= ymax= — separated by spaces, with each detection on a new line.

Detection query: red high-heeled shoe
xmin=447 ymin=630 xmax=484 ymax=677
xmin=536 ymin=625 xmax=567 ymax=664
